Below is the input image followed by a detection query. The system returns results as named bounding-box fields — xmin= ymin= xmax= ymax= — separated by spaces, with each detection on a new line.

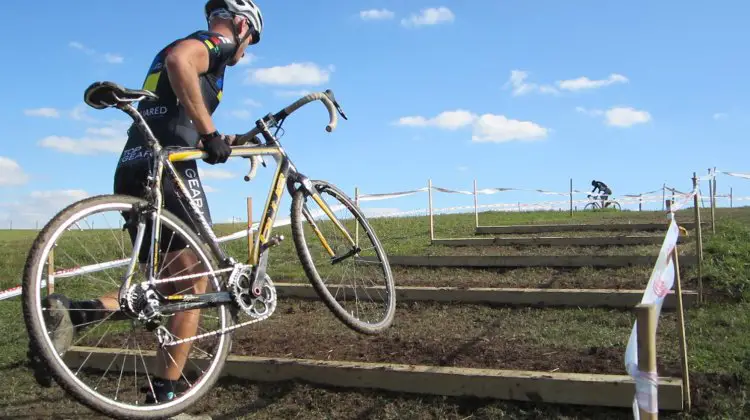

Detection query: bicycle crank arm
xmin=159 ymin=292 xmax=233 ymax=314
xmin=330 ymin=246 xmax=361 ymax=265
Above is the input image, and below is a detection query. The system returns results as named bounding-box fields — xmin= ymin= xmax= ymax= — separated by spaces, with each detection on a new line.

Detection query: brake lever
xmin=234 ymin=134 xmax=267 ymax=168
xmin=324 ymin=89 xmax=348 ymax=120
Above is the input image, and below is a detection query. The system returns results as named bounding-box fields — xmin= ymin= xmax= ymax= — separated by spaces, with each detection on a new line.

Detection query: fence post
xmin=47 ymin=249 xmax=55 ymax=295
xmin=730 ymin=187 xmax=733 ymax=208
xmin=569 ymin=178 xmax=573 ymax=217
xmin=662 ymin=183 xmax=666 ymax=211
xmin=354 ymin=187 xmax=359 ymax=248
xmin=428 ymin=179 xmax=434 ymax=241
xmin=635 ymin=303 xmax=659 ymax=419
xmin=246 ymin=197 xmax=254 ymax=265
xmin=692 ymin=172 xmax=703 ymax=304
xmin=709 ymin=168 xmax=716 ymax=234
xmin=473 ymin=179 xmax=479 ymax=228
xmin=639 ymin=194 xmax=643 ymax=212
xmin=668 ymin=218 xmax=692 ymax=409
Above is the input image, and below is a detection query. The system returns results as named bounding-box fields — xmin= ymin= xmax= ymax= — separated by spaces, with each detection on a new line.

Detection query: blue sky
xmin=1 ymin=0 xmax=748 ymax=228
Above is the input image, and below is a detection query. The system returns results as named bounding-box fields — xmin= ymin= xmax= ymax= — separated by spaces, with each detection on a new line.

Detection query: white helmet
xmin=205 ymin=0 xmax=263 ymax=44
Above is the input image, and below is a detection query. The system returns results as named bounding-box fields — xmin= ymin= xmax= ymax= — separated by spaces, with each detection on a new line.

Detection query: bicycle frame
xmin=116 ymin=102 xmax=357 ymax=309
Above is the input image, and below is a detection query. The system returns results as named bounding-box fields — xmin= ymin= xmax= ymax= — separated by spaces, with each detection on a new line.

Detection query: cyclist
xmin=591 ymin=179 xmax=613 ymax=208
xmin=35 ymin=0 xmax=264 ymax=406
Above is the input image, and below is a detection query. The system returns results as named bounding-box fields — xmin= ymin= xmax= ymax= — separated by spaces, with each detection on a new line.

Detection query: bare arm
xmin=165 ymin=39 xmax=215 ymax=136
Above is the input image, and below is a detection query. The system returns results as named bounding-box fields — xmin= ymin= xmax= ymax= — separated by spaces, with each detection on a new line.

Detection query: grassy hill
xmin=0 ymin=206 xmax=748 ymax=418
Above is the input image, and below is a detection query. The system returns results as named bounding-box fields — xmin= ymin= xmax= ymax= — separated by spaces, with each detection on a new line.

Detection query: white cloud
xmin=230 ymin=110 xmax=253 ymax=120
xmin=457 ymin=166 xmax=468 ymax=172
xmin=396 ymin=110 xmax=477 ymax=130
xmin=504 ymin=70 xmax=558 ymax=96
xmin=605 ymin=107 xmax=651 ymax=127
xmin=24 ymin=108 xmax=60 ymax=118
xmin=575 ymin=106 xmax=604 ymax=117
xmin=472 ymin=114 xmax=548 ymax=143
xmin=274 ymin=89 xmax=312 ymax=98
xmin=69 ymin=104 xmax=98 ymax=123
xmin=203 ymin=185 xmax=218 ymax=193
xmin=395 ymin=109 xmax=548 ymax=143
xmin=577 ymin=106 xmax=651 ymax=127
xmin=0 ymin=189 xmax=89 ymax=229
xmin=360 ymin=9 xmax=395 ymax=20
xmin=246 ymin=63 xmax=332 ymax=86
xmin=38 ymin=123 xmax=127 ymax=155
xmin=0 ymin=157 xmax=30 ymax=186
xmin=244 ymin=99 xmax=262 ymax=107
xmin=69 ymin=41 xmax=95 ymax=55
xmin=713 ymin=112 xmax=728 ymax=120
xmin=556 ymin=73 xmax=628 ymax=91
xmin=39 ymin=136 xmax=124 ymax=155
xmin=69 ymin=41 xmax=124 ymax=65
xmin=401 ymin=7 xmax=455 ymax=27
xmin=198 ymin=168 xmax=235 ymax=180
xmin=237 ymin=53 xmax=258 ymax=66
xmin=104 ymin=53 xmax=124 ymax=64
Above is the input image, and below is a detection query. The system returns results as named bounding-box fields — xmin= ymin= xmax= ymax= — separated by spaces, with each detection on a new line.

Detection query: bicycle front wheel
xmin=22 ymin=194 xmax=232 ymax=419
xmin=290 ymin=180 xmax=396 ymax=334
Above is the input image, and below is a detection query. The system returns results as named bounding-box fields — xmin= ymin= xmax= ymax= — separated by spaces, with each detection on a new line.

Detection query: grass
xmin=703 ymin=219 xmax=750 ymax=301
xmin=0 ymin=205 xmax=748 ymax=418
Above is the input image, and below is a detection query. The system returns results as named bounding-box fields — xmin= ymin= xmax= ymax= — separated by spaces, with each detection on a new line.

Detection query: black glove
xmin=200 ymin=131 xmax=231 ymax=165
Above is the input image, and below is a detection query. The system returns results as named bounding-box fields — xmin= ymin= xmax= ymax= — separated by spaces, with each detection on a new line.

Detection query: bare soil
xmin=276 ymin=264 xmax=700 ymax=291
xmin=222 ymin=300 xmax=683 ymax=376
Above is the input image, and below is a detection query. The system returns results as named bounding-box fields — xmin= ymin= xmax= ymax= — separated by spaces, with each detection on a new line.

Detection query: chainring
xmin=228 ymin=266 xmax=278 ymax=319
xmin=154 ymin=265 xmax=279 ymax=348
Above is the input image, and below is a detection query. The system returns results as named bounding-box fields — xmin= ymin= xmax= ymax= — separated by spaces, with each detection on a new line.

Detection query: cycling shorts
xmin=114 ymin=156 xmax=213 ymax=263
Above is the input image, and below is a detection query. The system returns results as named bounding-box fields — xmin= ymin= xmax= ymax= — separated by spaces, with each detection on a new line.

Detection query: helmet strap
xmin=229 ymin=17 xmax=253 ymax=56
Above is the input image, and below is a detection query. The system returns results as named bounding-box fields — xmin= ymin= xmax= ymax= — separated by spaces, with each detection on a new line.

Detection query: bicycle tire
xmin=22 ymin=194 xmax=232 ymax=420
xmin=290 ymin=180 xmax=396 ymax=334
xmin=584 ymin=202 xmax=599 ymax=210
xmin=610 ymin=201 xmax=622 ymax=210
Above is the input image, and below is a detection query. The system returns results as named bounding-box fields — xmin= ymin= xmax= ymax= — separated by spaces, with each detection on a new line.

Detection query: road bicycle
xmin=22 ymin=81 xmax=396 ymax=419
xmin=584 ymin=194 xmax=622 ymax=211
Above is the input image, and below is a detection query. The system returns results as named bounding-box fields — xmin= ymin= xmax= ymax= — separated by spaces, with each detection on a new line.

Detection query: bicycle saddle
xmin=84 ymin=81 xmax=159 ymax=110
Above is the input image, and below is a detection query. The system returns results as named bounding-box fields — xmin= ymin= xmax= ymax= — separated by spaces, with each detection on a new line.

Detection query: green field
xmin=1 ymin=206 xmax=749 ymax=419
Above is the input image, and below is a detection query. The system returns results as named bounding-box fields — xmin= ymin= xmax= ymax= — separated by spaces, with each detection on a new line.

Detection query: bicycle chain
xmin=155 ymin=265 xmax=277 ymax=348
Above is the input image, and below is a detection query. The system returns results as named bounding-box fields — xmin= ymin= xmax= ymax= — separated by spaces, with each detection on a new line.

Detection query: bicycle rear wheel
xmin=22 ymin=194 xmax=232 ymax=419
xmin=290 ymin=180 xmax=396 ymax=334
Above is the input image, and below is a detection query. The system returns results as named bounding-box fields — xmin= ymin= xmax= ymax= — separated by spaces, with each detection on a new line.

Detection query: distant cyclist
xmin=591 ymin=180 xmax=613 ymax=208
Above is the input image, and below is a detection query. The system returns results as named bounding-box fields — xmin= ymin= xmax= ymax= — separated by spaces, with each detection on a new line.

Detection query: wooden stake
xmin=354 ymin=187 xmax=360 ymax=248
xmin=708 ymin=168 xmax=716 ymax=234
xmin=47 ymin=248 xmax=55 ymax=295
xmin=666 ymin=199 xmax=691 ymax=409
xmin=569 ymin=178 xmax=573 ymax=217
xmin=247 ymin=197 xmax=253 ymax=264
xmin=473 ymin=179 xmax=479 ymax=228
xmin=692 ymin=173 xmax=703 ymax=304
xmin=671 ymin=247 xmax=691 ymax=410
xmin=636 ymin=303 xmax=659 ymax=419
xmin=428 ymin=179 xmax=434 ymax=241
xmin=662 ymin=183 xmax=666 ymax=211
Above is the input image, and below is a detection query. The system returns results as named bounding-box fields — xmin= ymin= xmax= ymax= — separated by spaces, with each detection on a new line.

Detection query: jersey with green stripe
xmin=116 ymin=30 xmax=236 ymax=167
